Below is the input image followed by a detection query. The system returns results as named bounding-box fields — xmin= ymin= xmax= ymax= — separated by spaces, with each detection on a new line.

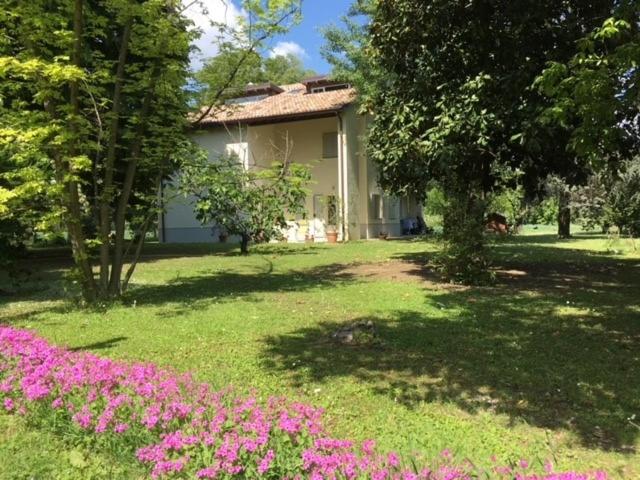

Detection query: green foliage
xmin=321 ymin=0 xmax=377 ymax=96
xmin=195 ymin=45 xmax=264 ymax=104
xmin=424 ymin=184 xmax=447 ymax=217
xmin=191 ymin=0 xmax=303 ymax=117
xmin=439 ymin=194 xmax=492 ymax=284
xmin=537 ymin=7 xmax=640 ymax=164
xmin=525 ymin=197 xmax=559 ymax=226
xmin=263 ymin=53 xmax=316 ymax=85
xmin=488 ymin=187 xmax=525 ymax=228
xmin=0 ymin=0 xmax=196 ymax=299
xmin=606 ymin=158 xmax=640 ymax=237
xmin=325 ymin=0 xmax=612 ymax=282
xmin=179 ymin=152 xmax=311 ymax=253
xmin=1 ymin=0 xmax=303 ymax=300
xmin=195 ymin=48 xmax=316 ymax=105
xmin=570 ymin=175 xmax=608 ymax=232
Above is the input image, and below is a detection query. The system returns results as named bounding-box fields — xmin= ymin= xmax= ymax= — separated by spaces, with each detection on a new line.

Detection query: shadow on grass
xmin=123 ymin=262 xmax=360 ymax=318
xmin=69 ymin=336 xmax=129 ymax=352
xmin=262 ymin=307 xmax=639 ymax=452
xmin=262 ymin=240 xmax=640 ymax=453
xmin=0 ymin=243 xmax=326 ymax=307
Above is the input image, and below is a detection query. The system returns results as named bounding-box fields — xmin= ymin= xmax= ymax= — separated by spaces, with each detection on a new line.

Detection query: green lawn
xmin=1 ymin=227 xmax=639 ymax=479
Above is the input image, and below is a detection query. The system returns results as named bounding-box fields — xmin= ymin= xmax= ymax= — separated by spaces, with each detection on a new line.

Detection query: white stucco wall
xmin=161 ymin=113 xmax=420 ymax=243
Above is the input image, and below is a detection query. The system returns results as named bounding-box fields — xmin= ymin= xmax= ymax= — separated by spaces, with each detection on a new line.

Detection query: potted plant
xmin=322 ymin=195 xmax=342 ymax=244
xmin=326 ymin=225 xmax=338 ymax=244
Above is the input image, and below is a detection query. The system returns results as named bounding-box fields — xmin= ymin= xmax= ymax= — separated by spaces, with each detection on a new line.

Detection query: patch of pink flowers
xmin=0 ymin=326 xmax=607 ymax=479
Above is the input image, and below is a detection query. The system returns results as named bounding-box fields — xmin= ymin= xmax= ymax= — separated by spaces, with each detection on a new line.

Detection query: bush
xmin=0 ymin=327 xmax=608 ymax=480
xmin=607 ymin=158 xmax=640 ymax=237
xmin=439 ymin=194 xmax=493 ymax=285
xmin=487 ymin=186 xmax=525 ymax=227
xmin=524 ymin=197 xmax=559 ymax=225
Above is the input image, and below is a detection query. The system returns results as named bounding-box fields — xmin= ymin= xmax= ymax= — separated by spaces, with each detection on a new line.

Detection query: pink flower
xmin=388 ymin=451 xmax=400 ymax=467
xmin=0 ymin=327 xmax=611 ymax=480
xmin=258 ymin=449 xmax=275 ymax=474
xmin=114 ymin=422 xmax=130 ymax=433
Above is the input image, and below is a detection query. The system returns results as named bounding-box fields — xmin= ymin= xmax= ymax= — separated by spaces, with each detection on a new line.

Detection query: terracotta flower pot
xmin=326 ymin=230 xmax=338 ymax=244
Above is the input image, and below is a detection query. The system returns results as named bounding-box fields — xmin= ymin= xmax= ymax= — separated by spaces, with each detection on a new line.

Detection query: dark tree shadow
xmin=262 ymin=240 xmax=640 ymax=453
xmin=69 ymin=336 xmax=128 ymax=352
xmin=122 ymin=263 xmax=360 ymax=318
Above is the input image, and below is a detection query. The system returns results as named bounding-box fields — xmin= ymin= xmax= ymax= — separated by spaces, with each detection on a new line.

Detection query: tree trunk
xmin=65 ymin=0 xmax=98 ymax=301
xmin=108 ymin=68 xmax=160 ymax=296
xmin=240 ymin=234 xmax=250 ymax=255
xmin=440 ymin=187 xmax=489 ymax=283
xmin=98 ymin=20 xmax=132 ymax=295
xmin=558 ymin=191 xmax=571 ymax=238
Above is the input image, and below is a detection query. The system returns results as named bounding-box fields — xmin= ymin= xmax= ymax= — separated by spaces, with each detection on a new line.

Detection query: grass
xmin=1 ymin=226 xmax=639 ymax=478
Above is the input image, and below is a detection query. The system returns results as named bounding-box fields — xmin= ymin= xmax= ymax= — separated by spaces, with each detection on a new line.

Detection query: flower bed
xmin=0 ymin=326 xmax=606 ymax=479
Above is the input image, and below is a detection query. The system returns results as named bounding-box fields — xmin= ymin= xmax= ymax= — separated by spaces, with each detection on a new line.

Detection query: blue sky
xmin=186 ymin=1 xmax=354 ymax=73
xmin=268 ymin=0 xmax=354 ymax=74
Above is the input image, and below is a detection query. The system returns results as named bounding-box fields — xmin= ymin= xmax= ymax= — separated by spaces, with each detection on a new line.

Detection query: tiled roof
xmin=196 ymin=83 xmax=357 ymax=126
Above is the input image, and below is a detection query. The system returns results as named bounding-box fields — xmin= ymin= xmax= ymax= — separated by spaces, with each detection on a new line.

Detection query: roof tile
xmin=196 ymin=82 xmax=356 ymax=125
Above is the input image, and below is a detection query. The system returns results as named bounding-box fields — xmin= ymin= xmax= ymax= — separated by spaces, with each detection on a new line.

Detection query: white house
xmin=160 ymin=76 xmax=422 ymax=243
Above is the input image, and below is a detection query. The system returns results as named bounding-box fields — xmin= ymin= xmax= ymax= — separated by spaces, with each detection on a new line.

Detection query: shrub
xmin=607 ymin=158 xmax=640 ymax=237
xmin=524 ymin=197 xmax=559 ymax=225
xmin=0 ymin=327 xmax=607 ymax=480
xmin=488 ymin=186 xmax=526 ymax=227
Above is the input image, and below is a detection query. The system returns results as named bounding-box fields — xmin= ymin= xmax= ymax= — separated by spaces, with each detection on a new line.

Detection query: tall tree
xmin=0 ymin=0 xmax=301 ymax=301
xmin=537 ymin=3 xmax=639 ymax=166
xmin=195 ymin=50 xmax=315 ymax=107
xmin=530 ymin=3 xmax=639 ymax=238
xmin=326 ymin=0 xmax=612 ymax=281
xmin=263 ymin=53 xmax=316 ymax=84
xmin=1 ymin=0 xmax=194 ymax=301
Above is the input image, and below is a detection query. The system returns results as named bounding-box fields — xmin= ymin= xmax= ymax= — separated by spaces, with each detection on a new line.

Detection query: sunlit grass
xmin=1 ymin=229 xmax=638 ymax=478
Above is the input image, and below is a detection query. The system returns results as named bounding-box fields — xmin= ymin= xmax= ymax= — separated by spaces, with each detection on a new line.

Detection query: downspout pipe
xmin=337 ymin=111 xmax=349 ymax=241
xmin=159 ymin=180 xmax=166 ymax=243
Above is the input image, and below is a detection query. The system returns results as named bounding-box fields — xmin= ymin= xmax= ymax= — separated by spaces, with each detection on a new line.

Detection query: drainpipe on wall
xmin=337 ymin=112 xmax=349 ymax=241
xmin=159 ymin=180 xmax=166 ymax=243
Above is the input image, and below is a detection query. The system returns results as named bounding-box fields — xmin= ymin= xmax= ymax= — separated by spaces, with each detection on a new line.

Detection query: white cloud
xmin=183 ymin=0 xmax=247 ymax=70
xmin=269 ymin=41 xmax=308 ymax=60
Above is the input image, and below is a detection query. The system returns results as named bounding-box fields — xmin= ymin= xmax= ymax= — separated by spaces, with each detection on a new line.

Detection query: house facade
xmin=160 ymin=76 xmax=422 ymax=243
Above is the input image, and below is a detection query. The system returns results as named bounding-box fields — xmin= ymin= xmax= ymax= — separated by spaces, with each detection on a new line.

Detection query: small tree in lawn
xmin=180 ymin=150 xmax=311 ymax=254
xmin=606 ymin=158 xmax=640 ymax=239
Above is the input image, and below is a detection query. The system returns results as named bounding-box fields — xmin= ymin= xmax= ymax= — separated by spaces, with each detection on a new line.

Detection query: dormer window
xmin=310 ymin=83 xmax=351 ymax=93
xmin=224 ymin=82 xmax=284 ymax=105
xmin=302 ymin=75 xmax=352 ymax=94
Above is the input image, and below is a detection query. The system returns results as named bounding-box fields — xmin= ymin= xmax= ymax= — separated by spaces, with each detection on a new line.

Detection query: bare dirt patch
xmin=337 ymin=260 xmax=467 ymax=290
xmin=331 ymin=258 xmax=640 ymax=295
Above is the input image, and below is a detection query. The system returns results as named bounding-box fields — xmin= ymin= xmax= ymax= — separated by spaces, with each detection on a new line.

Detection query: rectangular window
xmin=386 ymin=196 xmax=399 ymax=220
xmin=322 ymin=132 xmax=338 ymax=159
xmin=370 ymin=194 xmax=382 ymax=220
